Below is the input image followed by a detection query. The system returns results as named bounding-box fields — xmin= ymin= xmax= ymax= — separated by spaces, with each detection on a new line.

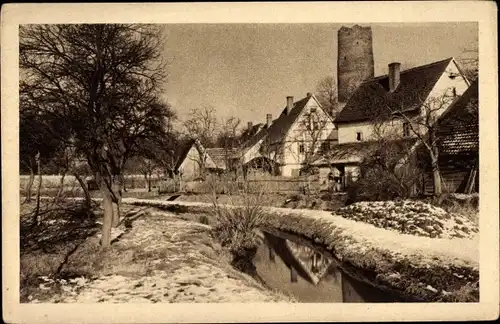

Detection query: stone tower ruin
xmin=337 ymin=25 xmax=375 ymax=103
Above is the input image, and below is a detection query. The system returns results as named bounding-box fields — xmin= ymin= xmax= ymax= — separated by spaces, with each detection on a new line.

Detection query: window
xmin=310 ymin=107 xmax=317 ymax=113
xmin=356 ymin=132 xmax=363 ymax=141
xmin=299 ymin=144 xmax=305 ymax=154
xmin=312 ymin=121 xmax=319 ymax=130
xmin=403 ymin=122 xmax=411 ymax=137
xmin=321 ymin=141 xmax=330 ymax=152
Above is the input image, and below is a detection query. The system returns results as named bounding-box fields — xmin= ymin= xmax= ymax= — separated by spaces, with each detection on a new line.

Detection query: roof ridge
xmin=363 ymin=57 xmax=454 ymax=83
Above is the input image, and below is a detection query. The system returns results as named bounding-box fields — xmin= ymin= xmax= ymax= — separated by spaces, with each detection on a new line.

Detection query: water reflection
xmin=254 ymin=231 xmax=402 ymax=303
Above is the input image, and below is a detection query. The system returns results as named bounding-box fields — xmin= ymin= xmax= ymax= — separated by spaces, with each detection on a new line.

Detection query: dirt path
xmin=29 ymin=205 xmax=291 ymax=303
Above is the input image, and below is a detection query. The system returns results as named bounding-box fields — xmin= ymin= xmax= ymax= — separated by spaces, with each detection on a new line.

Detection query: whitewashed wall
xmin=337 ymin=60 xmax=470 ymax=145
xmin=178 ymin=146 xmax=202 ymax=180
xmin=278 ymin=96 xmax=337 ymax=176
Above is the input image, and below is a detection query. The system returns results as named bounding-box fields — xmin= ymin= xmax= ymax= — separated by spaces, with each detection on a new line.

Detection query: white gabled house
xmin=313 ymin=57 xmax=471 ymax=187
xmin=240 ymin=92 xmax=338 ymax=177
xmin=174 ymin=139 xmax=235 ymax=180
xmin=335 ymin=57 xmax=470 ymax=144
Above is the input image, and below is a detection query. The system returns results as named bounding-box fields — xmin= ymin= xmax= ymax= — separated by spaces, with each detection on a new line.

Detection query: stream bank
xmin=124 ymin=198 xmax=479 ymax=302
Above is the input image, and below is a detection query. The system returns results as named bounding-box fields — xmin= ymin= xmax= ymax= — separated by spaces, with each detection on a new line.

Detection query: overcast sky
xmin=160 ymin=22 xmax=478 ymax=126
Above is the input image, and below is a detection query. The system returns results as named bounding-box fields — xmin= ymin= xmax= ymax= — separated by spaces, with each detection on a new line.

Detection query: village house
xmin=238 ymin=93 xmax=338 ymax=177
xmin=418 ymin=80 xmax=478 ymax=194
xmin=174 ymin=138 xmax=236 ymax=180
xmin=234 ymin=121 xmax=271 ymax=175
xmin=313 ymin=57 xmax=471 ymax=189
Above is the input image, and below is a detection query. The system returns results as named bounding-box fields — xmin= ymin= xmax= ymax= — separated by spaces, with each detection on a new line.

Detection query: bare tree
xmin=382 ymin=91 xmax=457 ymax=198
xmin=458 ymin=38 xmax=479 ymax=82
xmin=287 ymin=108 xmax=335 ymax=175
xmin=217 ymin=116 xmax=242 ymax=177
xmin=20 ymin=94 xmax=65 ymax=204
xmin=20 ymin=24 xmax=173 ymax=247
xmin=184 ymin=106 xmax=219 ymax=147
xmin=315 ymin=76 xmax=340 ymax=118
xmin=258 ymin=136 xmax=283 ymax=177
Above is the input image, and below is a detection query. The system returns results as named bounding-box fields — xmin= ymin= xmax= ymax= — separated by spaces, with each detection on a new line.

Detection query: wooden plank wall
xmin=422 ymin=168 xmax=478 ymax=195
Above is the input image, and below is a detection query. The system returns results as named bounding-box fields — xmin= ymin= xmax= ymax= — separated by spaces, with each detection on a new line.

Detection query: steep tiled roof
xmin=238 ymin=126 xmax=269 ymax=159
xmin=174 ymin=139 xmax=196 ymax=171
xmin=437 ymin=80 xmax=478 ymax=156
xmin=312 ymin=138 xmax=417 ymax=165
xmin=266 ymin=96 xmax=314 ymax=145
xmin=240 ymin=123 xmax=265 ymax=144
xmin=335 ymin=58 xmax=454 ymax=123
xmin=205 ymin=148 xmax=237 ymax=169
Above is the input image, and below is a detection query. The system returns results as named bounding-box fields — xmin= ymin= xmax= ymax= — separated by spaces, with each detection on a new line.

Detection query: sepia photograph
xmin=2 ymin=2 xmax=498 ymax=323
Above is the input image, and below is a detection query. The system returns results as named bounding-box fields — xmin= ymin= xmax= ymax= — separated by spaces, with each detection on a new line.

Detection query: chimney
xmin=388 ymin=62 xmax=401 ymax=92
xmin=247 ymin=121 xmax=253 ymax=129
xmin=286 ymin=96 xmax=294 ymax=115
xmin=266 ymin=114 xmax=272 ymax=128
xmin=306 ymin=92 xmax=313 ymax=98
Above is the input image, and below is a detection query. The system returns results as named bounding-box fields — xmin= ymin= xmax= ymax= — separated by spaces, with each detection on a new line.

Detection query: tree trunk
xmin=54 ymin=169 xmax=67 ymax=203
xmin=431 ymin=158 xmax=442 ymax=197
xmin=101 ymin=187 xmax=113 ymax=247
xmin=74 ymin=172 xmax=91 ymax=208
xmin=147 ymin=171 xmax=152 ymax=192
xmin=34 ymin=158 xmax=42 ymax=226
xmin=144 ymin=173 xmax=148 ymax=191
xmin=111 ymin=175 xmax=122 ymax=228
xmin=122 ymin=174 xmax=127 ymax=192
xmin=95 ymin=171 xmax=114 ymax=247
xmin=24 ymin=164 xmax=35 ymax=203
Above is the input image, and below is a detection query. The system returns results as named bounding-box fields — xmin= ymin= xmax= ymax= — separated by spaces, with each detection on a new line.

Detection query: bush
xmin=210 ymin=191 xmax=265 ymax=261
xmin=199 ymin=215 xmax=210 ymax=225
xmin=354 ymin=167 xmax=409 ymax=202
xmin=344 ymin=139 xmax=425 ymax=204
xmin=158 ymin=179 xmax=178 ymax=194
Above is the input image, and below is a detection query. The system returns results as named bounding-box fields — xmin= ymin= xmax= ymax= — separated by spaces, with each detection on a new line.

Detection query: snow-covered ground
xmin=123 ymin=198 xmax=478 ymax=268
xmin=25 ymin=197 xmax=479 ymax=302
xmin=336 ymin=200 xmax=478 ymax=239
xmin=26 ymin=205 xmax=291 ymax=303
xmin=123 ymin=198 xmax=479 ymax=302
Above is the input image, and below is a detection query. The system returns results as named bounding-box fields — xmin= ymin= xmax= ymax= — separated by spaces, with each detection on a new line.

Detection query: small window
xmin=356 ymin=132 xmax=363 ymax=141
xmin=403 ymin=122 xmax=411 ymax=137
xmin=310 ymin=107 xmax=317 ymax=113
xmin=312 ymin=121 xmax=319 ymax=130
xmin=299 ymin=144 xmax=305 ymax=154
xmin=321 ymin=142 xmax=330 ymax=152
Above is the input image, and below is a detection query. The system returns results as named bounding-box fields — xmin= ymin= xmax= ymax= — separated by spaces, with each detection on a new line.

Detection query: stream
xmin=253 ymin=230 xmax=405 ymax=303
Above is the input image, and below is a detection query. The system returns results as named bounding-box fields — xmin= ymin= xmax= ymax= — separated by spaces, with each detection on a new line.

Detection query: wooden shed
xmin=419 ymin=81 xmax=478 ymax=194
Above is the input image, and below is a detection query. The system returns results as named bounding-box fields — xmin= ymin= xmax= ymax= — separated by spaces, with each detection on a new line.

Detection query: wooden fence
xmin=158 ymin=177 xmax=335 ymax=195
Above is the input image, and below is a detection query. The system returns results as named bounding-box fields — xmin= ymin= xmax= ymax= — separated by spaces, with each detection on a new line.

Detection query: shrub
xmin=344 ymin=139 xmax=425 ymax=204
xmin=199 ymin=215 xmax=210 ymax=225
xmin=158 ymin=179 xmax=177 ymax=194
xmin=209 ymin=190 xmax=266 ymax=260
xmin=356 ymin=167 xmax=409 ymax=201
